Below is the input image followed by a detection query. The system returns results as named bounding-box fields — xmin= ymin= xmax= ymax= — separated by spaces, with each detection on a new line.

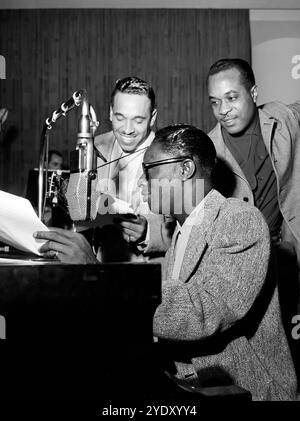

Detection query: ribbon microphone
xmin=65 ymin=93 xmax=105 ymax=222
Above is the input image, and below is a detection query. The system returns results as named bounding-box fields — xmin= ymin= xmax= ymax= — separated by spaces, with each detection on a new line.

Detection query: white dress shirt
xmin=172 ymin=189 xmax=215 ymax=280
xmin=100 ymin=132 xmax=154 ymax=214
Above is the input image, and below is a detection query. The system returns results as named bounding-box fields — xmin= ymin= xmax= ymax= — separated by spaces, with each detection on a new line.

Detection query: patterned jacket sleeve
xmin=153 ymin=205 xmax=270 ymax=340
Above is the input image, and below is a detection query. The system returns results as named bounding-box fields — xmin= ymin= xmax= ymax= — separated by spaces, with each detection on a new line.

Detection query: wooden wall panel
xmin=0 ymin=9 xmax=251 ymax=195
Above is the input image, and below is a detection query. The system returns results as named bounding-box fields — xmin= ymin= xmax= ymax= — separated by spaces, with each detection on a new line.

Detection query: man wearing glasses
xmin=141 ymin=124 xmax=296 ymax=401
xmin=33 ymin=124 xmax=296 ymax=399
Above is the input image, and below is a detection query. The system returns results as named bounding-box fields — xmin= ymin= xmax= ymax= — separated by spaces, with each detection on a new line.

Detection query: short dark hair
xmin=153 ymin=124 xmax=216 ymax=178
xmin=110 ymin=76 xmax=156 ymax=113
xmin=207 ymin=58 xmax=256 ymax=91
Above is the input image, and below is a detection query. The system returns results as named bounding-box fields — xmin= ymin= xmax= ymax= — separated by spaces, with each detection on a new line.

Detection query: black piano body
xmin=0 ymin=260 xmax=252 ymax=403
xmin=0 ymin=262 xmax=162 ymax=401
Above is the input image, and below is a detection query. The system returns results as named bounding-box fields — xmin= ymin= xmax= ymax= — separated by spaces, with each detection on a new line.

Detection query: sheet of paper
xmin=0 ymin=258 xmax=56 ymax=265
xmin=75 ymin=193 xmax=137 ymax=231
xmin=97 ymin=193 xmax=136 ymax=215
xmin=0 ymin=190 xmax=49 ymax=255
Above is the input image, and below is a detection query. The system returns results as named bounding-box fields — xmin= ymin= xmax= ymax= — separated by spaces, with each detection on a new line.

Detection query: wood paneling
xmin=0 ymin=9 xmax=251 ymax=195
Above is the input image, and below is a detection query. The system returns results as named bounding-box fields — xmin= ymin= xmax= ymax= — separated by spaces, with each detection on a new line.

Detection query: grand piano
xmin=0 ymin=258 xmax=163 ymax=401
xmin=0 ymin=254 xmax=251 ymax=403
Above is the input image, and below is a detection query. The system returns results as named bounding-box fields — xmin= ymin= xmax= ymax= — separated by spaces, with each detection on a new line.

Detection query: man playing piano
xmin=35 ymin=124 xmax=296 ymax=400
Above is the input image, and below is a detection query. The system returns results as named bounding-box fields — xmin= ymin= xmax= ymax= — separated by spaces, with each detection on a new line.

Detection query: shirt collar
xmin=222 ymin=110 xmax=260 ymax=141
xmin=176 ymin=188 xmax=215 ymax=232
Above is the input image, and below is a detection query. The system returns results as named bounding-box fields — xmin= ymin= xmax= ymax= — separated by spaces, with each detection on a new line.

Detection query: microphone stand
xmin=38 ymin=126 xmax=49 ymax=220
xmin=38 ymin=90 xmax=84 ymax=220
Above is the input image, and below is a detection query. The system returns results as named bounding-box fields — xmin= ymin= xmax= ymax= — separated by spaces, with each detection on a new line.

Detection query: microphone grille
xmin=66 ymin=172 xmax=100 ymax=221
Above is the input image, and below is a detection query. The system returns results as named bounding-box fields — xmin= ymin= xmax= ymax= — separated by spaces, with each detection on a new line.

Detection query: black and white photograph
xmin=0 ymin=0 xmax=300 ymax=413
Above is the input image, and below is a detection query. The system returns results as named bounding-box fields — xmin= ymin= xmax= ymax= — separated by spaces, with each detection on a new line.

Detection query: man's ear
xmin=109 ymin=106 xmax=113 ymax=122
xmin=251 ymin=85 xmax=258 ymax=104
xmin=150 ymin=108 xmax=157 ymax=128
xmin=180 ymin=159 xmax=196 ymax=181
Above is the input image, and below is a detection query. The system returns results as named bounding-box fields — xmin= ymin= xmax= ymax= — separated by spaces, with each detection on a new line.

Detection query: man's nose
xmin=219 ymin=99 xmax=232 ymax=115
xmin=123 ymin=119 xmax=134 ymax=134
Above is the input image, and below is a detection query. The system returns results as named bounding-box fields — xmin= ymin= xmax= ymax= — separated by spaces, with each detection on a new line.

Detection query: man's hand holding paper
xmin=0 ymin=190 xmax=49 ymax=255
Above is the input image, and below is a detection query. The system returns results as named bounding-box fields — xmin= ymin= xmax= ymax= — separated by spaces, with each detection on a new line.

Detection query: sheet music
xmin=0 ymin=258 xmax=56 ymax=265
xmin=0 ymin=190 xmax=49 ymax=255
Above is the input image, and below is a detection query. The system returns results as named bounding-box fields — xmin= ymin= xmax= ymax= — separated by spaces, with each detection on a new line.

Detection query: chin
xmin=119 ymin=140 xmax=141 ymax=153
xmin=223 ymin=125 xmax=243 ymax=136
xmin=119 ymin=144 xmax=136 ymax=153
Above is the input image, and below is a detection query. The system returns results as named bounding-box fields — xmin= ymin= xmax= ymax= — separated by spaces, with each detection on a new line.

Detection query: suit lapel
xmin=211 ymin=124 xmax=249 ymax=184
xmin=167 ymin=190 xmax=225 ymax=284
xmin=96 ymin=132 xmax=115 ymax=159
xmin=96 ymin=132 xmax=121 ymax=190
xmin=259 ymin=107 xmax=292 ymax=192
xmin=178 ymin=225 xmax=209 ymax=283
xmin=259 ymin=108 xmax=276 ymax=158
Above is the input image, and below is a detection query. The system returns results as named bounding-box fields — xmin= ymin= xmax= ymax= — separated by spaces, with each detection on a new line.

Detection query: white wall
xmin=251 ymin=10 xmax=300 ymax=104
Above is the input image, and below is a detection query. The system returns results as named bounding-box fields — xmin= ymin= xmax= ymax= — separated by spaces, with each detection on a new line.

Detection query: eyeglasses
xmin=142 ymin=156 xmax=192 ymax=180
